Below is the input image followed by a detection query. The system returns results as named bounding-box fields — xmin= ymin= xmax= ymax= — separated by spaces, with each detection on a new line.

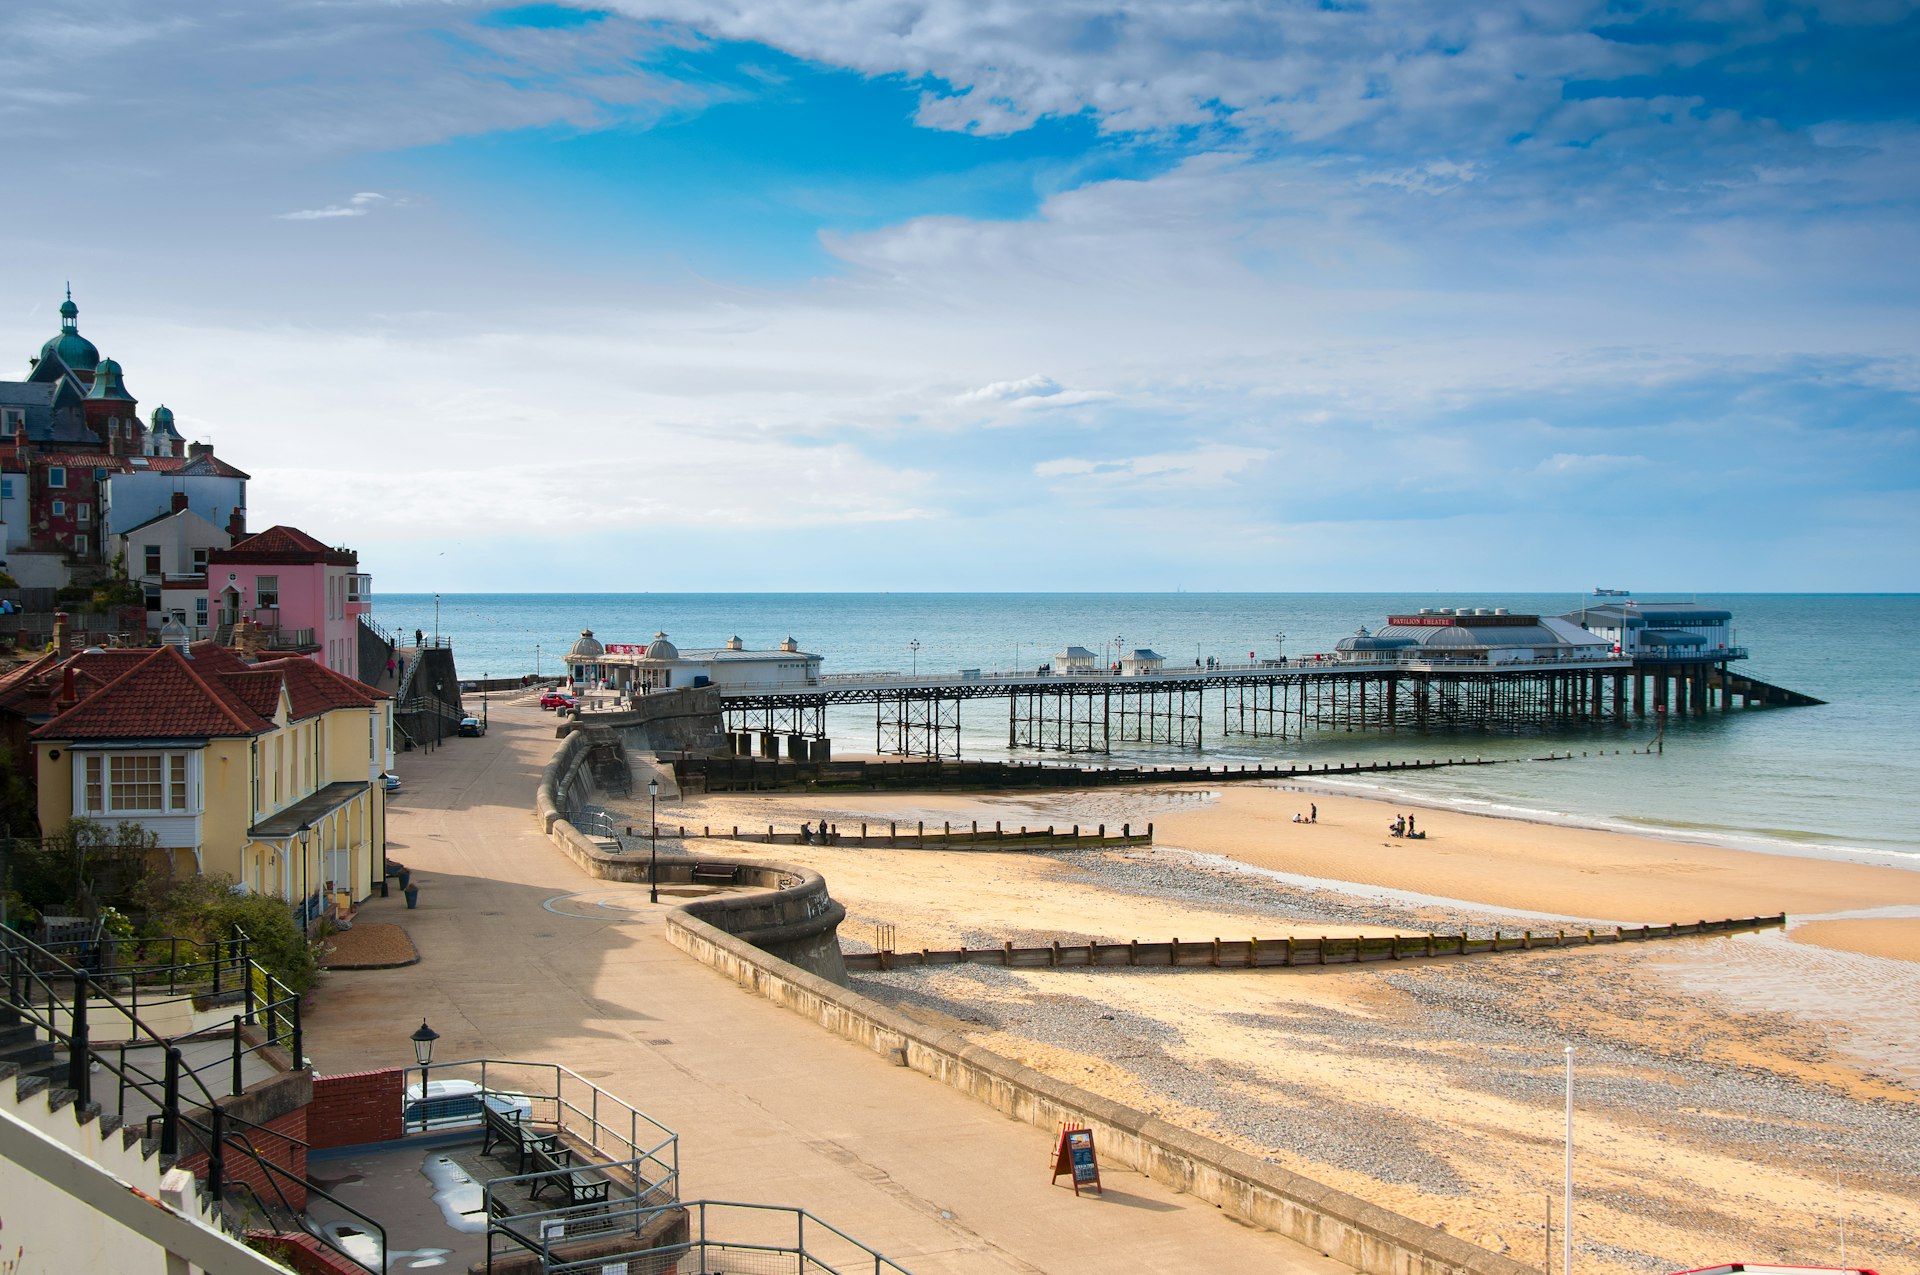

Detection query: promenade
xmin=299 ymin=701 xmax=1361 ymax=1274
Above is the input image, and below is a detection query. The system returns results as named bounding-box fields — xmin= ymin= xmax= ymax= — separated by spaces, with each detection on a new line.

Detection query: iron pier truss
xmin=717 ymin=657 xmax=1782 ymax=758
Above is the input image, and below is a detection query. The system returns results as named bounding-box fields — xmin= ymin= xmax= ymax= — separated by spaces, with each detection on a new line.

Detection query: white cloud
xmin=276 ymin=191 xmax=400 ymax=221
xmin=1034 ymin=444 xmax=1272 ymax=490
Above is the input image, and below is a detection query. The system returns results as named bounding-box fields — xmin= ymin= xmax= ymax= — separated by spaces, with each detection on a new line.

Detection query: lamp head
xmin=410 ymin=1019 xmax=439 ymax=1067
xmin=648 ymin=779 xmax=659 ymax=797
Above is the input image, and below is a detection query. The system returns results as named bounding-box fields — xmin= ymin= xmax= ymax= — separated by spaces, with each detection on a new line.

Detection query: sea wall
xmin=664 ymin=910 xmax=1538 ymax=1275
xmin=534 ymin=732 xmax=848 ymax=982
xmin=573 ymin=686 xmax=727 ymax=755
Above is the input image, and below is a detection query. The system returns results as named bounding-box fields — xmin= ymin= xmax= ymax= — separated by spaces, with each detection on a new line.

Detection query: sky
xmin=2 ymin=0 xmax=1916 ymax=592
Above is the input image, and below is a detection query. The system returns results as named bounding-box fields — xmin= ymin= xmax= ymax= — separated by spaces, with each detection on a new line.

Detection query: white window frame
xmin=77 ymin=750 xmax=200 ymax=816
xmin=51 ymin=500 xmax=65 ymax=517
xmin=47 ymin=466 xmax=65 ymax=489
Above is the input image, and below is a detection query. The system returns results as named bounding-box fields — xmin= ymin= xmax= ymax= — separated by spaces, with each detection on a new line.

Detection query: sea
xmin=374 ymin=593 xmax=1920 ymax=867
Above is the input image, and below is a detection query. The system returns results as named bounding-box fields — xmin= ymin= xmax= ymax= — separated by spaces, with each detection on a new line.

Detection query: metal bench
xmin=527 ymin=1140 xmax=610 ymax=1208
xmin=480 ymin=1105 xmax=558 ymax=1176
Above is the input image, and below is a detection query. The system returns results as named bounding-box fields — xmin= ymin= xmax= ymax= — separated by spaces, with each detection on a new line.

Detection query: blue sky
xmin=1 ymin=0 xmax=1914 ymax=590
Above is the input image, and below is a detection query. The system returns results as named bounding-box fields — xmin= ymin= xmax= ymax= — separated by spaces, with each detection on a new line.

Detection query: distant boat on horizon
xmin=1592 ymin=587 xmax=1632 ymax=597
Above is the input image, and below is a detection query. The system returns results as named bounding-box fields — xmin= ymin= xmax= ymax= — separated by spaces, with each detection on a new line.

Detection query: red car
xmin=539 ymin=691 xmax=575 ymax=711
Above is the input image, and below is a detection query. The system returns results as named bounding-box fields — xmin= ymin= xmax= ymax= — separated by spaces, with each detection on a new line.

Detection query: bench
xmin=691 ymin=863 xmax=738 ymax=886
xmin=527 ymin=1140 xmax=610 ymax=1208
xmin=481 ymin=1105 xmax=558 ymax=1177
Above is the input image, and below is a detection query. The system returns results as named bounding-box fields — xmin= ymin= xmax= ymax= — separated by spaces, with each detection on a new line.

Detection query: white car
xmin=401 ymin=1078 xmax=532 ymax=1131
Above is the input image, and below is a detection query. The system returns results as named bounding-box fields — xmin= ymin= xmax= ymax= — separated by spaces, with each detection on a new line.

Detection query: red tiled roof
xmin=22 ymin=641 xmax=385 ymax=742
xmin=250 ymin=657 xmax=386 ymax=715
xmin=187 ymin=641 xmax=253 ymax=675
xmin=218 ymin=669 xmax=287 ymax=722
xmin=32 ymin=647 xmax=271 ymax=741
xmin=0 ymin=650 xmax=153 ymax=719
xmin=211 ymin=524 xmax=356 ymax=567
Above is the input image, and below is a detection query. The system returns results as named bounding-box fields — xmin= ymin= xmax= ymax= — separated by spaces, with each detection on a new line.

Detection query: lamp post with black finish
xmin=648 ymin=778 xmax=660 ymax=904
xmin=410 ymin=1019 xmax=439 ymax=1131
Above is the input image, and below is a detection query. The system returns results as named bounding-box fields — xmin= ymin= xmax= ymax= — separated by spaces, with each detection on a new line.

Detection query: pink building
xmin=207 ymin=525 xmax=372 ymax=677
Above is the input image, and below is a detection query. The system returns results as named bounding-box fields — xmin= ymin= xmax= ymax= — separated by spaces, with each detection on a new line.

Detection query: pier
xmin=716 ymin=654 xmax=1773 ymax=758
xmin=565 ymin=604 xmax=1821 ymax=759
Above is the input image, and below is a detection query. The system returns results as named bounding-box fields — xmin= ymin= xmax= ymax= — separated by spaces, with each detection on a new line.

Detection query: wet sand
xmin=611 ymin=776 xmax=1920 ymax=1274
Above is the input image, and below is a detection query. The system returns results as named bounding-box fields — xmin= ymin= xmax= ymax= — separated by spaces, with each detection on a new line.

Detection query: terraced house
xmin=25 ymin=636 xmax=393 ymax=921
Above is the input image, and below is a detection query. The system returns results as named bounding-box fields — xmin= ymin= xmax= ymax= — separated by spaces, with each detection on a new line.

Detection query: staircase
xmin=1 ymin=924 xmax=387 ymax=1272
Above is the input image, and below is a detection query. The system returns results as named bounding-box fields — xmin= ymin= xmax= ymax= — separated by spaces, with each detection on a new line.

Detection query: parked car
xmin=539 ymin=691 xmax=575 ymax=711
xmin=381 ymin=772 xmax=401 ymax=792
xmin=457 ymin=717 xmax=483 ymax=737
xmin=401 ymin=1079 xmax=532 ymax=1132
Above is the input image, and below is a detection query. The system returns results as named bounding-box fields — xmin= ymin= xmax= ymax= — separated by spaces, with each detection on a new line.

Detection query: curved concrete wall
xmin=534 ymin=731 xmax=847 ymax=982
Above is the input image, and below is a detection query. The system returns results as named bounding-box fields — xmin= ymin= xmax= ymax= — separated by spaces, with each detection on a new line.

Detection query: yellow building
xmin=32 ymin=641 xmax=392 ymax=919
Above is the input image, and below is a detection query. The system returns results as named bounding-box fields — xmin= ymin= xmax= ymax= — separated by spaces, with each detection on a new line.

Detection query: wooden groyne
xmin=618 ymin=819 xmax=1153 ymax=852
xmin=842 ymin=914 xmax=1787 ymax=972
xmin=675 ymin=751 xmax=1571 ymax=795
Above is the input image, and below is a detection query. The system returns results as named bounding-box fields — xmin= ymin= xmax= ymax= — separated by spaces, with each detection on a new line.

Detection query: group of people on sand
xmin=800 ymin=820 xmax=834 ymax=845
xmin=1389 ymin=813 xmax=1425 ymax=840
xmin=1292 ymin=802 xmax=1318 ymax=824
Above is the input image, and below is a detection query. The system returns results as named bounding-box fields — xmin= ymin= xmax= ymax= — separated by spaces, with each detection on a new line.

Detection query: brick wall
xmin=180 ymin=1106 xmax=308 ymax=1211
xmin=308 ymin=1067 xmax=404 ymax=1148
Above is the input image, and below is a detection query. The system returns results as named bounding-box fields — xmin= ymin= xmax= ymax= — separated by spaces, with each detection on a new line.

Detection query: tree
xmin=6 ymin=818 xmax=159 ymax=922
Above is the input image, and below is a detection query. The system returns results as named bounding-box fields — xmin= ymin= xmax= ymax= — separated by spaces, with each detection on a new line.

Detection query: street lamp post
xmin=433 ymin=593 xmax=440 ymax=646
xmin=1275 ymin=630 xmax=1287 ymax=664
xmin=410 ymin=1019 xmax=439 ymax=1131
xmin=909 ymin=639 xmax=921 ymax=677
xmin=536 ymin=644 xmax=541 ymax=680
xmin=1113 ymin=634 xmax=1124 ymax=674
xmin=648 ymin=779 xmax=660 ymax=904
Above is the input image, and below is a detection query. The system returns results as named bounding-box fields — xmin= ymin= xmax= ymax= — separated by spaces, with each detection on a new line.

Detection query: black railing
xmin=1 ymin=922 xmax=381 ymax=1272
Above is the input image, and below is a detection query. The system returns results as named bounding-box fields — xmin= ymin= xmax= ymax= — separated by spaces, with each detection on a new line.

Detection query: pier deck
xmin=707 ymin=653 xmax=1776 ymax=757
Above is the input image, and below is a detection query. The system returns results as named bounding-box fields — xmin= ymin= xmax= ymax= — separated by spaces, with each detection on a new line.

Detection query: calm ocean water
xmin=375 ymin=593 xmax=1920 ymax=865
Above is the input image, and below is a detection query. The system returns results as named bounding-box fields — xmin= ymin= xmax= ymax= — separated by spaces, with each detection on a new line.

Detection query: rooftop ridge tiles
xmin=32 ymin=645 xmax=271 ymax=741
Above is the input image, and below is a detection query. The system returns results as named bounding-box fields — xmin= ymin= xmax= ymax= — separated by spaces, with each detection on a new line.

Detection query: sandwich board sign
xmin=1050 ymin=1123 xmax=1102 ymax=1196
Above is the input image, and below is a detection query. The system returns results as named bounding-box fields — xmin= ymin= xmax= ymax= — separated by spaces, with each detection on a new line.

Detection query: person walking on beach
xmin=1310 ymin=802 xmax=1317 ymax=823
xmin=1406 ymin=813 xmax=1416 ymax=837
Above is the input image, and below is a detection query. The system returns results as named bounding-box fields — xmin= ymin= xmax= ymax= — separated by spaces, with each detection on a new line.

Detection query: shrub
xmin=139 ymin=873 xmax=320 ymax=994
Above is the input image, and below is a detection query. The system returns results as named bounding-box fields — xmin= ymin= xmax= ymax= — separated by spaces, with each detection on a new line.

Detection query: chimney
xmin=227 ymin=507 xmax=246 ymax=539
xmin=171 ymin=490 xmax=190 ymax=514
xmin=51 ymin=610 xmax=69 ymax=652
xmin=233 ymin=617 xmax=260 ymax=661
xmin=189 ymin=442 xmax=212 ymax=460
xmin=58 ymin=663 xmax=76 ymax=712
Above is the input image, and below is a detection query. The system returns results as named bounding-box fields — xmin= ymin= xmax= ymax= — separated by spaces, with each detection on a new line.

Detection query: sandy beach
xmin=603 ymin=772 xmax=1920 ymax=1274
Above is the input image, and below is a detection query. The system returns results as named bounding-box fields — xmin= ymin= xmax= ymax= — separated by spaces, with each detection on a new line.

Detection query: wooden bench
xmin=690 ymin=863 xmax=738 ymax=886
xmin=527 ymin=1140 xmax=610 ymax=1208
xmin=481 ymin=1105 xmax=558 ymax=1177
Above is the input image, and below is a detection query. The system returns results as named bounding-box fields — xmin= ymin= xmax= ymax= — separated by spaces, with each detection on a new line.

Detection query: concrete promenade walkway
xmin=301 ymin=703 xmax=1359 ymax=1274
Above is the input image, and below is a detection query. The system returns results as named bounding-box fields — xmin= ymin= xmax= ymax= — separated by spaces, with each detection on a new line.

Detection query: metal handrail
xmin=408 ymin=1057 xmax=678 ymax=1181
xmin=1 ymin=923 xmax=382 ymax=1272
